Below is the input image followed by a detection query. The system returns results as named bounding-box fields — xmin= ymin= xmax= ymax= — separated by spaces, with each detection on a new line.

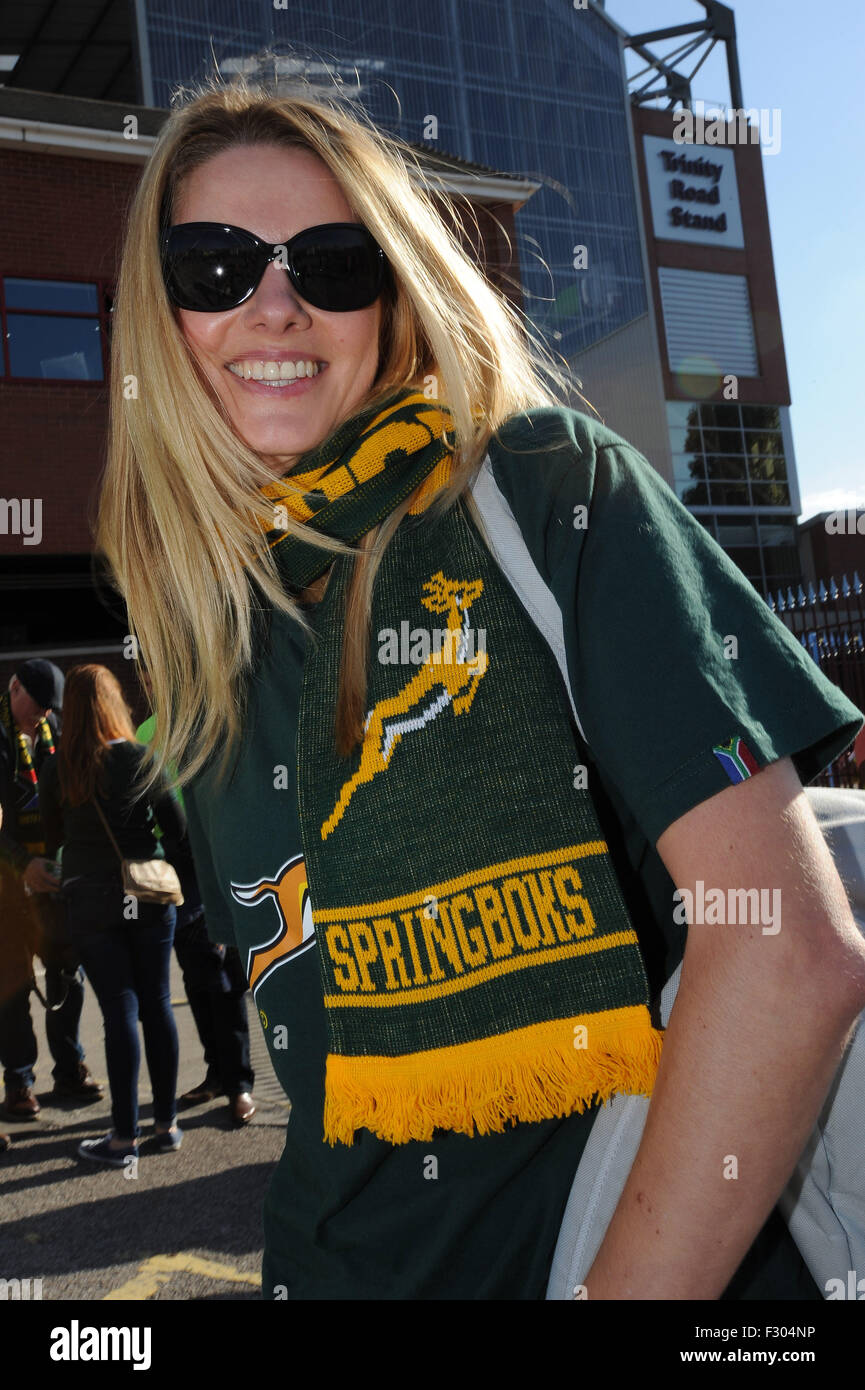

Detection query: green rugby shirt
xmin=182 ymin=406 xmax=862 ymax=1300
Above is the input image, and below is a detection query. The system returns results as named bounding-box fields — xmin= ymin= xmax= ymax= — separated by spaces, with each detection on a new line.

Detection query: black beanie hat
xmin=15 ymin=659 xmax=65 ymax=712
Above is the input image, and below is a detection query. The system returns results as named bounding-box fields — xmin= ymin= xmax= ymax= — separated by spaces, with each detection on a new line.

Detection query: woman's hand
xmin=23 ymin=857 xmax=61 ymax=894
xmin=583 ymin=755 xmax=865 ymax=1300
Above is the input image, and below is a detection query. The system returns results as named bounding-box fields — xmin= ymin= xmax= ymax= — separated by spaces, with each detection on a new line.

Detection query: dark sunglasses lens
xmin=163 ymin=226 xmax=264 ymax=311
xmin=290 ymin=227 xmax=384 ymax=311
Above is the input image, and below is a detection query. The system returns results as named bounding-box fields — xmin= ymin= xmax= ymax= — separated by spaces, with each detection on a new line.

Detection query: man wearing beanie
xmin=0 ymin=659 xmax=101 ymax=1128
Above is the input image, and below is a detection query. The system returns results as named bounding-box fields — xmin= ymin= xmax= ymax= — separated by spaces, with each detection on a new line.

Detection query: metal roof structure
xmin=0 ymin=0 xmax=138 ymax=104
xmin=619 ymin=0 xmax=745 ymax=111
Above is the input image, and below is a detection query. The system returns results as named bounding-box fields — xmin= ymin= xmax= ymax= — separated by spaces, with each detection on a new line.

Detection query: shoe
xmin=78 ymin=1133 xmax=137 ymax=1168
xmin=230 ymin=1092 xmax=256 ymax=1126
xmin=52 ymin=1064 xmax=104 ymax=1102
xmin=0 ymin=1133 xmax=10 ymax=1153
xmin=3 ymin=1086 xmax=40 ymax=1120
xmin=179 ymin=1077 xmax=224 ymax=1107
xmin=153 ymin=1124 xmax=183 ymax=1152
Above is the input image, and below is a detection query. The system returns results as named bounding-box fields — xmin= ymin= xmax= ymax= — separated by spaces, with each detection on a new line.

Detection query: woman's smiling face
xmin=172 ymin=143 xmax=384 ymax=470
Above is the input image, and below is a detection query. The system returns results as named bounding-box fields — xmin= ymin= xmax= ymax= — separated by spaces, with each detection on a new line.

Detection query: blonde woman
xmin=98 ymin=77 xmax=865 ymax=1300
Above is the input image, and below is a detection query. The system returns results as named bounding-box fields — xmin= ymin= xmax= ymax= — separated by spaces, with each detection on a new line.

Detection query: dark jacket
xmin=39 ymin=740 xmax=186 ymax=880
xmin=0 ymin=710 xmax=61 ymax=871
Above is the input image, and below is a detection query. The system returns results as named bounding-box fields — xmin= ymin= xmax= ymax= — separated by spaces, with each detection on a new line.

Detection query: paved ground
xmin=0 ymin=958 xmax=289 ymax=1300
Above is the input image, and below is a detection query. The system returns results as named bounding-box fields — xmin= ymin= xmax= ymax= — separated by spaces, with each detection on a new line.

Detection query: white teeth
xmin=227 ymin=359 xmax=322 ymax=384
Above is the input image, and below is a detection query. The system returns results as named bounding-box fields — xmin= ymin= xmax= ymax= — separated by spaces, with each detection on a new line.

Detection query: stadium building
xmin=0 ymin=0 xmax=806 ymax=678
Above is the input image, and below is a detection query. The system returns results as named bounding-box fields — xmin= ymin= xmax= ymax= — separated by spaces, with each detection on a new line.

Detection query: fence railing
xmin=766 ymin=571 xmax=865 ymax=788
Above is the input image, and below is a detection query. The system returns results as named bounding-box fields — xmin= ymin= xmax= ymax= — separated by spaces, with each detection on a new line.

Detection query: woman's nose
xmin=244 ymin=259 xmax=312 ymax=327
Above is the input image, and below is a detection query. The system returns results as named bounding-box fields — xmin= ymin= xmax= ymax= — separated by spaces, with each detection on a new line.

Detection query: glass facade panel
xmin=701 ymin=428 xmax=744 ymax=453
xmin=666 ymin=401 xmax=799 ymax=588
xmin=709 ymin=481 xmax=750 ymax=506
xmin=750 ymin=481 xmax=790 ymax=506
xmin=705 ymin=455 xmax=747 ymax=480
xmin=749 ymin=455 xmax=788 ymax=481
xmin=668 ymin=426 xmax=691 ymax=454
xmin=675 ymin=480 xmax=708 ymax=505
xmin=716 ymin=516 xmax=758 ymax=546
xmin=140 ymin=0 xmax=647 ymax=357
xmin=6 ymin=315 xmax=104 ymax=380
xmin=699 ymin=403 xmax=742 ymax=429
xmin=666 ymin=401 xmax=697 ymax=430
xmin=758 ymin=521 xmax=796 ymax=547
xmin=740 ymin=404 xmax=781 ymax=430
xmin=671 ymin=451 xmax=705 ymax=481
xmin=744 ymin=430 xmax=784 ymax=457
xmin=4 ymin=279 xmax=99 ymax=313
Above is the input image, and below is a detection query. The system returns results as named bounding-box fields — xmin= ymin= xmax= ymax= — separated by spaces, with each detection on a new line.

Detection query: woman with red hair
xmin=39 ymin=665 xmax=186 ymax=1166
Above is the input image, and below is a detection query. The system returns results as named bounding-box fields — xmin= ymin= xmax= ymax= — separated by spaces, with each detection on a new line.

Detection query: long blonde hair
xmin=97 ymin=74 xmax=587 ymax=788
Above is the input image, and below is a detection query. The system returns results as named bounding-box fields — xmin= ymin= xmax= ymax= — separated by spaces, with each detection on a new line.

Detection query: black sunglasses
xmin=161 ymin=221 xmax=388 ymax=313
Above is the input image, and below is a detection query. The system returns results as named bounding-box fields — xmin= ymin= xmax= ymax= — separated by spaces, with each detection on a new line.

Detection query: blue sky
xmin=604 ymin=0 xmax=865 ymax=520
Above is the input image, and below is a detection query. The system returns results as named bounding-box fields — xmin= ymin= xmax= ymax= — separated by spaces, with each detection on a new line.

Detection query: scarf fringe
xmin=323 ymin=1012 xmax=664 ymax=1146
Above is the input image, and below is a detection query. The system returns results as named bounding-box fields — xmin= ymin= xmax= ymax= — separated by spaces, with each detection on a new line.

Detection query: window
xmin=671 ymin=451 xmax=705 ymax=481
xmin=1 ymin=278 xmax=111 ymax=381
xmin=675 ymin=480 xmax=709 ymax=505
xmin=666 ymin=401 xmax=791 ymax=509
xmin=668 ymin=403 xmax=801 ymax=591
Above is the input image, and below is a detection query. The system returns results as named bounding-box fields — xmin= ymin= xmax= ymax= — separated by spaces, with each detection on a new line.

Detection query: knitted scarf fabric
xmin=262 ymin=388 xmax=664 ymax=1145
xmin=261 ymin=388 xmax=456 ymax=591
xmin=0 ymin=689 xmax=55 ymax=856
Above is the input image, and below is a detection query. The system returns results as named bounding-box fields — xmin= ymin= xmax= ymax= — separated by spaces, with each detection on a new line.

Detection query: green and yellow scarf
xmin=263 ymin=387 xmax=663 ymax=1145
xmin=0 ymin=688 xmax=55 ymax=857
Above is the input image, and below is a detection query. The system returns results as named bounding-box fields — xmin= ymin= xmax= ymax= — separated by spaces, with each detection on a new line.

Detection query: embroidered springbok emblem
xmin=230 ymin=856 xmax=315 ymax=992
xmin=321 ymin=571 xmax=489 ymax=839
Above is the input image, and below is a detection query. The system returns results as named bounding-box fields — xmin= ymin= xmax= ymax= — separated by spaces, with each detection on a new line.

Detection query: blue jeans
xmin=64 ymin=874 xmax=178 ymax=1141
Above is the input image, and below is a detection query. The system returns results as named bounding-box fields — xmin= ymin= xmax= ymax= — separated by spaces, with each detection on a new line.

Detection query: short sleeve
xmin=182 ymin=780 xmax=237 ymax=947
xmin=564 ymin=441 xmax=863 ymax=845
xmin=487 ymin=411 xmax=864 ymax=848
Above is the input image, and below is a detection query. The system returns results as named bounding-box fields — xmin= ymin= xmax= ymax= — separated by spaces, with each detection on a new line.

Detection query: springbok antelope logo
xmin=322 ymin=570 xmax=489 ymax=839
xmin=230 ymin=855 xmax=314 ymax=993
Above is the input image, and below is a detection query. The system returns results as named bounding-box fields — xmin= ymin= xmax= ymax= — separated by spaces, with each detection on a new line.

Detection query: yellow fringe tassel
xmin=323 ymin=1006 xmax=664 ymax=1146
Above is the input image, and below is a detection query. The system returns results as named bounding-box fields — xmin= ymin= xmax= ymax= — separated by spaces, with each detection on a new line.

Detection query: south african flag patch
xmin=713 ymin=736 xmax=760 ymax=784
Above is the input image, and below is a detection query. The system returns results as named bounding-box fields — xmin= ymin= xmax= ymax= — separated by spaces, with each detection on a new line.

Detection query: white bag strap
xmin=469 ymin=454 xmax=589 ymax=745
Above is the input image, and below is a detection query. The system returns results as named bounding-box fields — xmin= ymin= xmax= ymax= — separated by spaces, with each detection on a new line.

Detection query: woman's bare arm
xmin=583 ymin=755 xmax=865 ymax=1300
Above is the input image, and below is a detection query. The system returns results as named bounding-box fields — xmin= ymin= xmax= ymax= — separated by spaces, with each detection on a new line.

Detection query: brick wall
xmin=0 ymin=149 xmax=141 ymax=555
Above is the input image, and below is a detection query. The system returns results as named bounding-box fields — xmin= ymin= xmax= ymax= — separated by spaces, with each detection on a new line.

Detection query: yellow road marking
xmin=104 ymin=1253 xmax=260 ymax=1300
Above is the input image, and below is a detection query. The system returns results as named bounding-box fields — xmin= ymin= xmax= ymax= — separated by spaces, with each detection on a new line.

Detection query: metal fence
xmin=766 ymin=572 xmax=865 ymax=789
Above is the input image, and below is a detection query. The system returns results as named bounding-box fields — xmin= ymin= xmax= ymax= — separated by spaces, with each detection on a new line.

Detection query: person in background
xmin=39 ymin=665 xmax=186 ymax=1167
xmin=0 ymin=660 xmax=102 ymax=1121
xmin=136 ymin=670 xmax=256 ymax=1127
